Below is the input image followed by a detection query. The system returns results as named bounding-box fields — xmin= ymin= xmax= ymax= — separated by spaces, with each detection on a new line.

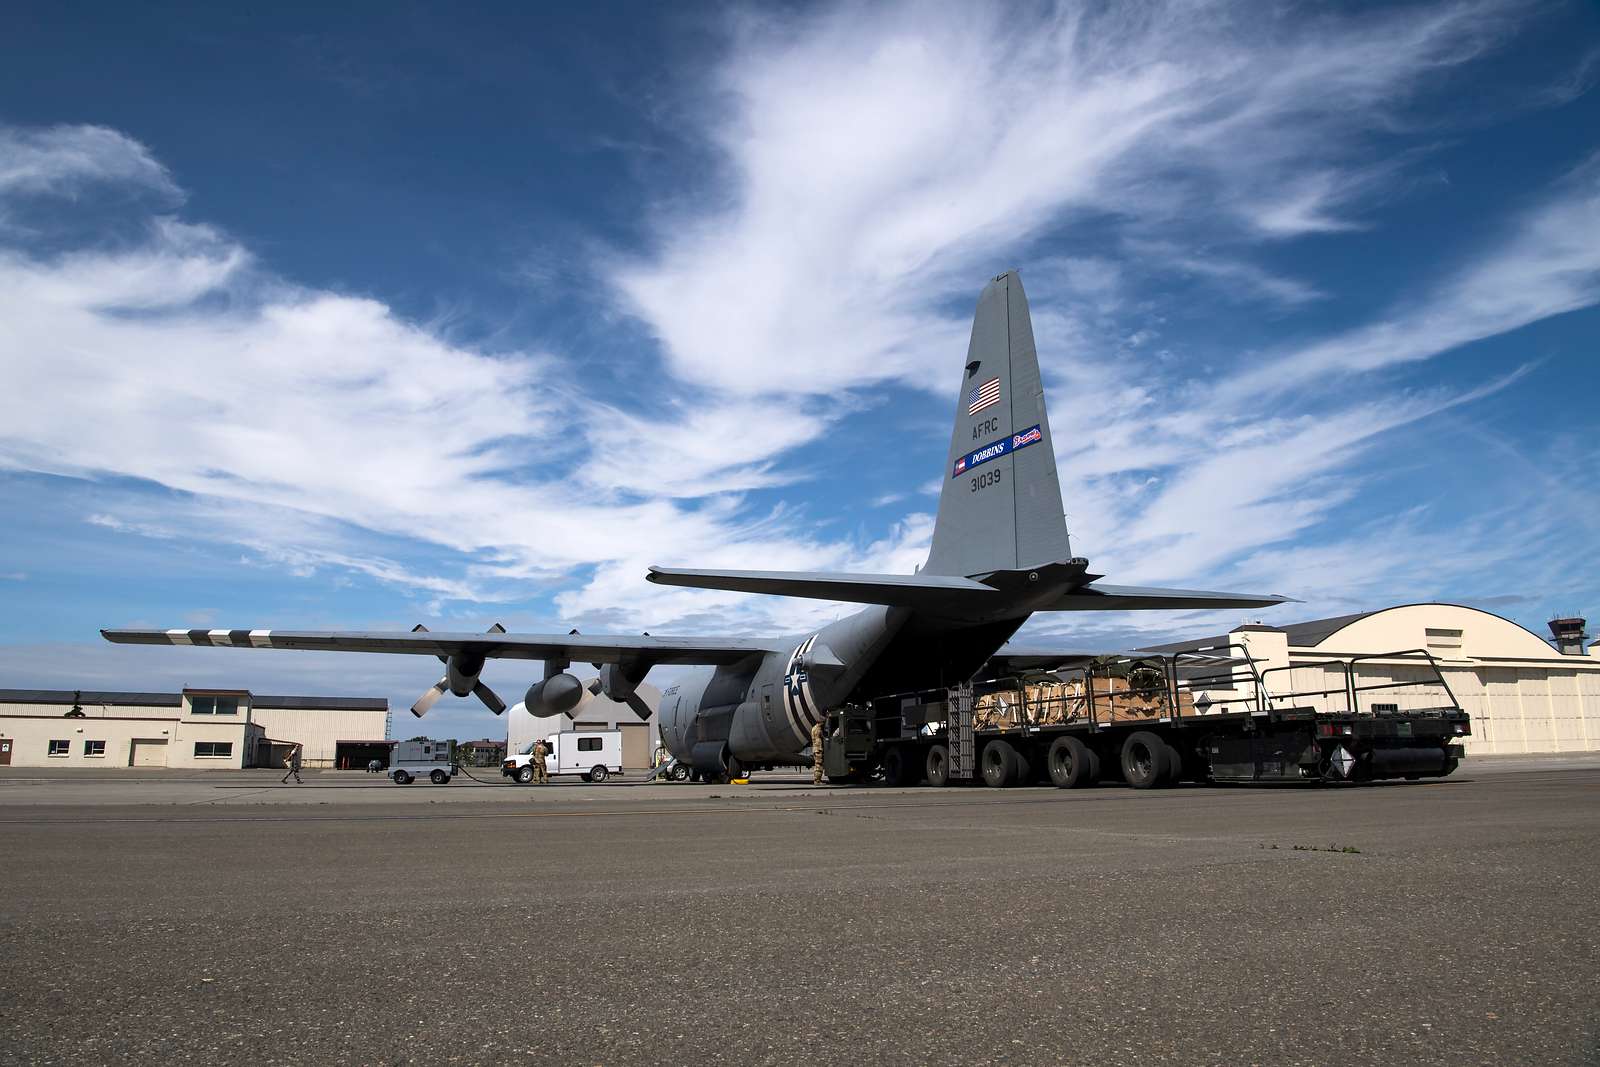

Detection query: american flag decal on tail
xmin=967 ymin=377 xmax=1001 ymax=416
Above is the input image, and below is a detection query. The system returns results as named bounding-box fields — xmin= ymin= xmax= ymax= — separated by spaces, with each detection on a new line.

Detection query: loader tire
xmin=1120 ymin=731 xmax=1170 ymax=789
xmin=1047 ymin=735 xmax=1100 ymax=788
xmin=980 ymin=741 xmax=1020 ymax=788
xmin=883 ymin=746 xmax=922 ymax=787
xmin=1161 ymin=741 xmax=1184 ymax=785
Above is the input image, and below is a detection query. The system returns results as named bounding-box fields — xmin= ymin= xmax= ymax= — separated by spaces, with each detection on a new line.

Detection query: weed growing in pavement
xmin=1258 ymin=843 xmax=1363 ymax=854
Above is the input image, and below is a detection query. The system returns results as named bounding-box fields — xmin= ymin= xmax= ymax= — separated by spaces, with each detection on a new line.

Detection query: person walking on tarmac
xmin=811 ymin=720 xmax=825 ymax=786
xmin=280 ymin=743 xmax=303 ymax=784
xmin=530 ymin=738 xmax=549 ymax=784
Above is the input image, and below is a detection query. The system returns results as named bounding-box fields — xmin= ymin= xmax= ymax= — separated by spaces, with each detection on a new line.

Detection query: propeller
xmin=409 ymin=623 xmax=509 ymax=718
xmin=589 ymin=661 xmax=657 ymax=721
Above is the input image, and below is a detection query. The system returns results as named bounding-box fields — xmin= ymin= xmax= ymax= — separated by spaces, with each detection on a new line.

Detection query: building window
xmin=48 ymin=739 xmax=69 ymax=757
xmin=84 ymin=740 xmax=106 ymax=757
xmin=189 ymin=696 xmax=240 ymax=716
xmin=1425 ymin=627 xmax=1463 ymax=651
xmin=577 ymin=737 xmax=602 ymax=752
xmin=194 ymin=741 xmax=233 ymax=758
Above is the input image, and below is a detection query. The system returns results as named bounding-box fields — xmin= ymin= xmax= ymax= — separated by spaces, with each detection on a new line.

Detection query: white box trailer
xmin=502 ymin=730 xmax=622 ymax=784
xmin=389 ymin=738 xmax=457 ymax=785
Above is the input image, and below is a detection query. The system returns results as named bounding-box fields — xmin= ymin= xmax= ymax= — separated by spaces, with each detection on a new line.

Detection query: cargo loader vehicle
xmin=820 ymin=643 xmax=1470 ymax=789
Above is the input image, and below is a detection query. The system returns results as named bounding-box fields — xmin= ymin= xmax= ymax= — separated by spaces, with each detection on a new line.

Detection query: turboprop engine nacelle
xmin=408 ymin=624 xmax=508 ymax=718
xmin=525 ymin=673 xmax=584 ymax=718
xmin=446 ymin=653 xmax=485 ymax=698
xmin=594 ymin=662 xmax=655 ymax=721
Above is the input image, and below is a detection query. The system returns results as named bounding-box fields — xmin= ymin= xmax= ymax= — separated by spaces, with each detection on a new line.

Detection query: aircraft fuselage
xmin=657 ymin=603 xmax=1026 ymax=774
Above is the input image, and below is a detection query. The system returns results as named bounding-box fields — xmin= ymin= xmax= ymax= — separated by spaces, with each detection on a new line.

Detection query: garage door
xmin=130 ymin=739 xmax=168 ymax=767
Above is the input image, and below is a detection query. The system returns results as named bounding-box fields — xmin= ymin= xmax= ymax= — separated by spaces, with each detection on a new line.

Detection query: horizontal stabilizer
xmin=646 ymin=567 xmax=1291 ymax=616
xmin=985 ymin=644 xmax=1252 ymax=673
xmin=645 ymin=566 xmax=997 ymax=609
xmin=1043 ymin=584 xmax=1296 ymax=612
xmin=985 ymin=647 xmax=1121 ymax=672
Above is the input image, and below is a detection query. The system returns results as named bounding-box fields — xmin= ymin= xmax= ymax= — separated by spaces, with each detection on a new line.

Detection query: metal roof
xmin=0 ymin=688 xmax=386 ymax=711
xmin=1136 ymin=610 xmax=1380 ymax=655
xmin=1136 ymin=603 xmax=1593 ymax=660
xmin=251 ymin=694 xmax=388 ymax=711
xmin=1279 ymin=611 xmax=1377 ymax=647
xmin=0 ymin=689 xmax=181 ymax=707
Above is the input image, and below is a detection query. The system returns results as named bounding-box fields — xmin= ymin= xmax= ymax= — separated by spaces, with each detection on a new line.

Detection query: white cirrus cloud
xmin=2 ymin=0 xmax=1596 ymax=652
xmin=1218 ymin=152 xmax=1600 ymax=401
xmin=0 ymin=124 xmax=938 ymax=634
xmin=0 ymin=123 xmax=180 ymax=201
xmin=610 ymin=0 xmax=1519 ymax=397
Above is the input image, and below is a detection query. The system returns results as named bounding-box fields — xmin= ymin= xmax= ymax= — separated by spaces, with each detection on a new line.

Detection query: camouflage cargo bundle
xmin=976 ymin=681 xmax=1089 ymax=727
xmin=974 ymin=690 xmax=1023 ymax=731
xmin=980 ymin=663 xmax=1197 ymax=726
xmin=1085 ymin=666 xmax=1197 ymax=722
xmin=1025 ymin=680 xmax=1085 ymax=724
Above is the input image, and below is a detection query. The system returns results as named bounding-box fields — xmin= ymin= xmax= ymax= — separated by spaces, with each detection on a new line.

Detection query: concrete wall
xmin=251 ymin=707 xmax=391 ymax=767
xmin=0 ymin=716 xmax=261 ymax=768
xmin=0 ymin=688 xmax=391 ymax=769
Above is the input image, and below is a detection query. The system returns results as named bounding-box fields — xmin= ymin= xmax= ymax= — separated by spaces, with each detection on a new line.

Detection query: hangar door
xmin=130 ymin=739 xmax=168 ymax=767
xmin=618 ymin=723 xmax=649 ymax=768
xmin=570 ymin=722 xmax=650 ymax=766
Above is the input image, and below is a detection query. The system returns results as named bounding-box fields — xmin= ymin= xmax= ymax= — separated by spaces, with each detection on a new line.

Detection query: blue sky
xmin=2 ymin=1 xmax=1597 ymax=740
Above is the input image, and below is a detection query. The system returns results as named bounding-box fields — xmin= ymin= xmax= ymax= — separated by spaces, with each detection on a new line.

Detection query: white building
xmin=1144 ymin=604 xmax=1600 ymax=755
xmin=0 ymin=688 xmax=391 ymax=769
xmin=506 ymin=680 xmax=660 ymax=768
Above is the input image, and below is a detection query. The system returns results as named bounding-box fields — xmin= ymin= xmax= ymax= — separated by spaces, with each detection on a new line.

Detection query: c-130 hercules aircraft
xmin=104 ymin=272 xmax=1289 ymax=779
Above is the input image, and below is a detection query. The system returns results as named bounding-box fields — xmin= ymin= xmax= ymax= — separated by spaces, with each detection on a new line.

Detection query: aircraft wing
xmin=100 ymin=627 xmax=776 ymax=666
xmin=1041 ymin=584 xmax=1295 ymax=611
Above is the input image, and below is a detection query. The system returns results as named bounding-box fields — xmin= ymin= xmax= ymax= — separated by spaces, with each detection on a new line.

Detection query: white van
xmin=502 ymin=730 xmax=623 ymax=784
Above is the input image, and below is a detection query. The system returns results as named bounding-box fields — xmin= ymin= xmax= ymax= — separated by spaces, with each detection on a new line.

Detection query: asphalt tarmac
xmin=1 ymin=759 xmax=1596 ymax=1065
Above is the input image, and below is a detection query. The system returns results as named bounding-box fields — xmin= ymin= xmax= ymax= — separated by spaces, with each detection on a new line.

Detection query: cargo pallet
xmin=821 ymin=644 xmax=1471 ymax=788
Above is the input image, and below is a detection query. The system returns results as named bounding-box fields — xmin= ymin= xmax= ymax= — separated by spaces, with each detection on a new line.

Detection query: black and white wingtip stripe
xmin=159 ymin=629 xmax=277 ymax=648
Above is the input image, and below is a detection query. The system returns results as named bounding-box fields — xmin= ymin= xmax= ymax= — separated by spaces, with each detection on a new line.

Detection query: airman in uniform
xmin=280 ymin=743 xmax=303 ymax=784
xmin=810 ymin=720 xmax=824 ymax=786
xmin=530 ymin=739 xmax=549 ymax=784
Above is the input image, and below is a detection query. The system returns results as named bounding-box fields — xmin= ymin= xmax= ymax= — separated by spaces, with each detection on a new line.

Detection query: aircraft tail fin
xmin=644 ymin=272 xmax=1294 ymax=617
xmin=923 ymin=271 xmax=1073 ymax=578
